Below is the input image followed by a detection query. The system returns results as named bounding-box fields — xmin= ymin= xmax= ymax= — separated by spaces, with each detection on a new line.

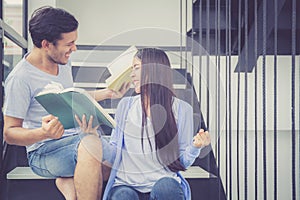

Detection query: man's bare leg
xmin=74 ymin=135 xmax=103 ymax=200
xmin=56 ymin=162 xmax=111 ymax=200
xmin=102 ymin=160 xmax=112 ymax=182
xmin=56 ymin=177 xmax=76 ymax=200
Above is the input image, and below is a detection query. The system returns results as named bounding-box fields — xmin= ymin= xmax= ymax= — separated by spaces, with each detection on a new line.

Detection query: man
xmin=3 ymin=6 xmax=123 ymax=200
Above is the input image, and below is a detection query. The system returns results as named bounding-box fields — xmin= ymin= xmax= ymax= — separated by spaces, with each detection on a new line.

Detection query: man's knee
xmin=77 ymin=134 xmax=103 ymax=163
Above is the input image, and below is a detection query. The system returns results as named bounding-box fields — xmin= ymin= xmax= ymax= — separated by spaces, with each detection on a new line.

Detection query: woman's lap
xmin=108 ymin=177 xmax=185 ymax=200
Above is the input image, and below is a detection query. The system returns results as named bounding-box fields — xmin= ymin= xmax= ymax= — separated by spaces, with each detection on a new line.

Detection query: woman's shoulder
xmin=172 ymin=97 xmax=193 ymax=122
xmin=173 ymin=97 xmax=193 ymax=110
xmin=118 ymin=95 xmax=140 ymax=107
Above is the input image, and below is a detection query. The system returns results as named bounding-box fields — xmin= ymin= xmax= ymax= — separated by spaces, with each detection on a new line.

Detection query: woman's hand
xmin=75 ymin=114 xmax=99 ymax=136
xmin=192 ymin=129 xmax=211 ymax=148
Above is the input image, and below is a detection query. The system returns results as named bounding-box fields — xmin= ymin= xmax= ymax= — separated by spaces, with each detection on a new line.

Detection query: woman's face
xmin=131 ymin=57 xmax=142 ymax=94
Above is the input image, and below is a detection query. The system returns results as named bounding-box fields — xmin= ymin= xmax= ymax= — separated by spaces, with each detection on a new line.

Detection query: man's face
xmin=47 ymin=30 xmax=78 ymax=65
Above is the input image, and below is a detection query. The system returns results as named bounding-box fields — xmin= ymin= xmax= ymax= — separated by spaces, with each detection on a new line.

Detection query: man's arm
xmin=88 ymin=88 xmax=114 ymax=102
xmin=88 ymin=82 xmax=131 ymax=101
xmin=3 ymin=115 xmax=64 ymax=146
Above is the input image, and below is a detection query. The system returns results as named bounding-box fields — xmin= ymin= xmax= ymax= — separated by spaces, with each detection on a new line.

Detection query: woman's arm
xmin=177 ymin=101 xmax=203 ymax=168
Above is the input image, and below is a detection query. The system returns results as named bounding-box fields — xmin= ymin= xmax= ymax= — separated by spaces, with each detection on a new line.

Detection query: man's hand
xmin=42 ymin=115 xmax=64 ymax=139
xmin=111 ymin=82 xmax=131 ymax=99
xmin=192 ymin=129 xmax=211 ymax=148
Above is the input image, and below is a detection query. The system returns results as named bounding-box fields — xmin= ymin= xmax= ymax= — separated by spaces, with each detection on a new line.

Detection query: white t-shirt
xmin=114 ymin=96 xmax=180 ymax=193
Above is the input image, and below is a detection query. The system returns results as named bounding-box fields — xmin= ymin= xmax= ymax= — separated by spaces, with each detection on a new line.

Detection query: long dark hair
xmin=29 ymin=6 xmax=79 ymax=48
xmin=135 ymin=48 xmax=185 ymax=172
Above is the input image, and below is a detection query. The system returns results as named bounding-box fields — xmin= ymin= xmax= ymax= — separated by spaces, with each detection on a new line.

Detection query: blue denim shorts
xmin=27 ymin=134 xmax=112 ymax=178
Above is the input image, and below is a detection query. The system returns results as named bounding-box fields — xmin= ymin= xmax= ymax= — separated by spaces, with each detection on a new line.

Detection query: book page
xmin=37 ymin=81 xmax=65 ymax=96
xmin=105 ymin=45 xmax=137 ymax=88
xmin=61 ymin=87 xmax=86 ymax=94
xmin=106 ymin=67 xmax=132 ymax=91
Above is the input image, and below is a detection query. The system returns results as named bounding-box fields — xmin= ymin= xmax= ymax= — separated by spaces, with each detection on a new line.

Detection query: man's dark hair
xmin=29 ymin=6 xmax=79 ymax=48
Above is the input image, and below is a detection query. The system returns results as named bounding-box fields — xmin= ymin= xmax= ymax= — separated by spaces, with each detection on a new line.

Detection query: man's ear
xmin=41 ymin=40 xmax=50 ymax=49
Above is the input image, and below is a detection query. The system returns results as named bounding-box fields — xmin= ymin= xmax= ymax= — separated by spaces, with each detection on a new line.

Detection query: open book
xmin=105 ymin=45 xmax=138 ymax=91
xmin=35 ymin=87 xmax=116 ymax=129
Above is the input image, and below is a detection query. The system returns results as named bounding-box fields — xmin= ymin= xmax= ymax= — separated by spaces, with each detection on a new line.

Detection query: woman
xmin=101 ymin=48 xmax=210 ymax=200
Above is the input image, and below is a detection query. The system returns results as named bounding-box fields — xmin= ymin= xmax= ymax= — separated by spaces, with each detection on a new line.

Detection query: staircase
xmin=2 ymin=45 xmax=225 ymax=200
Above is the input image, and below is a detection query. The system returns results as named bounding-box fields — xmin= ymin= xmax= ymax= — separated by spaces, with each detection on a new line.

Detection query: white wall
xmin=56 ymin=0 xmax=189 ymax=46
xmin=28 ymin=0 xmax=193 ymax=66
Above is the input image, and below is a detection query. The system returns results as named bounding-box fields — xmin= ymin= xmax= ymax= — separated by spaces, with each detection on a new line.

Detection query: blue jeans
xmin=27 ymin=133 xmax=112 ymax=178
xmin=107 ymin=177 xmax=185 ymax=200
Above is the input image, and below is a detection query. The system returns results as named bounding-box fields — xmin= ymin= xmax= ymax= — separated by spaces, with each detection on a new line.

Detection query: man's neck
xmin=26 ymin=48 xmax=59 ymax=75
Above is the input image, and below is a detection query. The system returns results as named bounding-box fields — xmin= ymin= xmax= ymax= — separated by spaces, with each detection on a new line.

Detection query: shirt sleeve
xmin=109 ymin=97 xmax=130 ymax=161
xmin=177 ymin=100 xmax=201 ymax=169
xmin=3 ymin=76 xmax=31 ymax=119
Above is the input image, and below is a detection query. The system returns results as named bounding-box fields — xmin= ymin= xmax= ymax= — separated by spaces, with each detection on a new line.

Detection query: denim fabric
xmin=27 ymin=134 xmax=84 ymax=178
xmin=101 ymin=136 xmax=114 ymax=164
xmin=150 ymin=177 xmax=185 ymax=200
xmin=107 ymin=177 xmax=185 ymax=200
xmin=107 ymin=186 xmax=140 ymax=200
xmin=27 ymin=133 xmax=111 ymax=178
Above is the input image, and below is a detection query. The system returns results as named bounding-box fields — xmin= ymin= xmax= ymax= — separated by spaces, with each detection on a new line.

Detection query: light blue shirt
xmin=103 ymin=95 xmax=201 ymax=200
xmin=3 ymin=54 xmax=79 ymax=152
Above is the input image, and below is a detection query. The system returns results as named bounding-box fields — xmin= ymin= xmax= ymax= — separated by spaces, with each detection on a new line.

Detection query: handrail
xmin=0 ymin=19 xmax=27 ymax=49
xmin=0 ymin=18 xmax=28 ymax=190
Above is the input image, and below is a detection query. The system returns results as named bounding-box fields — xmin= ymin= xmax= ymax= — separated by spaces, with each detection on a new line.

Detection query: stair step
xmin=181 ymin=166 xmax=216 ymax=178
xmin=72 ymin=66 xmax=110 ymax=83
xmin=73 ymin=82 xmax=108 ymax=88
xmin=72 ymin=65 xmax=190 ymax=87
xmin=7 ymin=167 xmax=51 ymax=180
xmin=74 ymin=82 xmax=187 ymax=90
xmin=7 ymin=166 xmax=215 ymax=180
